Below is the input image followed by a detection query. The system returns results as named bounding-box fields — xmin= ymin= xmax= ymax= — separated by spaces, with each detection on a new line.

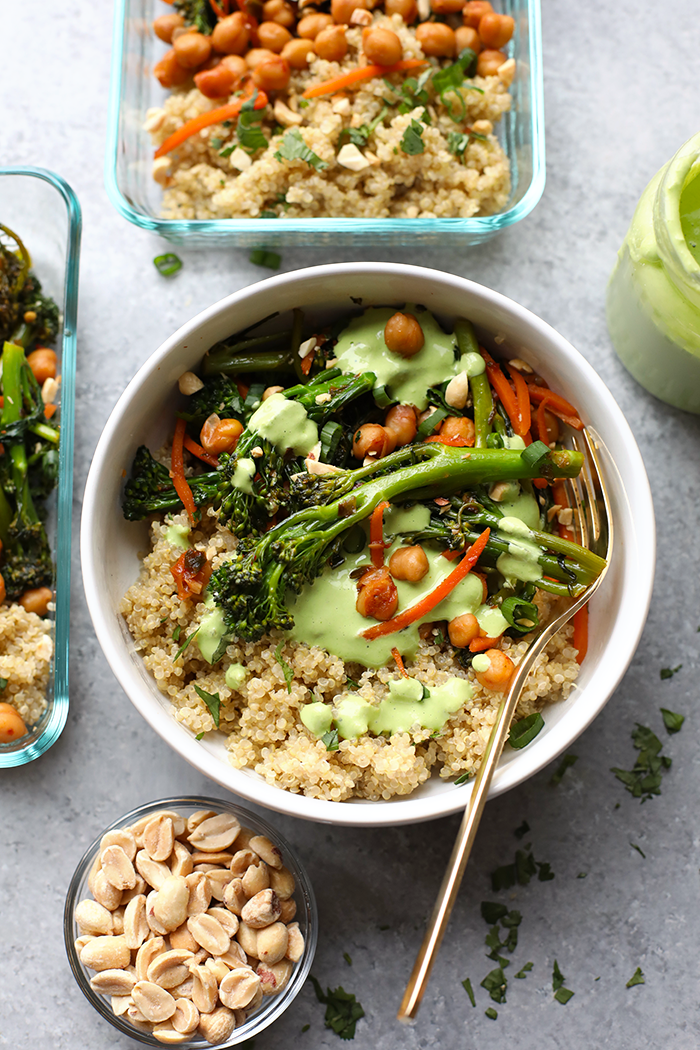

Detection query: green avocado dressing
xmin=232 ymin=457 xmax=255 ymax=494
xmin=197 ymin=605 xmax=228 ymax=663
xmin=225 ymin=662 xmax=248 ymax=690
xmin=333 ymin=306 xmax=462 ymax=410
xmin=680 ymin=165 xmax=700 ymax=265
xmin=496 ymin=516 xmax=542 ymax=583
xmin=498 ymin=488 xmax=540 ymax=530
xmin=165 ymin=522 xmax=191 ymax=549
xmin=472 ymin=653 xmax=491 ymax=673
xmin=300 ymin=701 xmax=333 ymax=736
xmin=247 ymin=393 xmax=318 ymax=456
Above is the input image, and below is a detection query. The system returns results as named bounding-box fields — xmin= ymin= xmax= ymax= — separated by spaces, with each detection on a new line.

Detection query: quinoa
xmin=148 ymin=17 xmax=515 ymax=220
xmin=0 ymin=603 xmax=53 ymax=725
xmin=121 ymin=509 xmax=580 ymax=802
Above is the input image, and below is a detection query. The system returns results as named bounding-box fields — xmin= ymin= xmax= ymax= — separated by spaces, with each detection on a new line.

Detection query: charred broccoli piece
xmin=122 ymin=446 xmax=221 ymax=521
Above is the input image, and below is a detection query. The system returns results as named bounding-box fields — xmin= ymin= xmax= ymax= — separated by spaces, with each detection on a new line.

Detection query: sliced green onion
xmin=244 ymin=382 xmax=265 ymax=411
xmin=320 ymin=420 xmax=343 ymax=461
xmin=374 ymin=384 xmax=397 ymax=409
xmin=499 ymin=596 xmax=539 ymax=633
xmin=508 ymin=712 xmax=544 ymax=750
xmin=153 ymin=253 xmax=183 ymax=277
xmin=249 ymin=248 xmax=281 ymax=270
xmin=520 ymin=440 xmax=550 ymax=470
xmin=416 ymin=406 xmax=449 ymax=440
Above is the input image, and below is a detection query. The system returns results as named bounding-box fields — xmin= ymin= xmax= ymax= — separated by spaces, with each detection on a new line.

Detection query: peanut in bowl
xmin=64 ymin=796 xmax=317 ymax=1047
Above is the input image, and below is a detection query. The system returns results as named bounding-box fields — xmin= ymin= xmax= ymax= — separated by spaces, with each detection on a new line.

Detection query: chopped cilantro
xmin=630 ymin=842 xmax=646 ymax=858
xmin=343 ymin=952 xmax=352 ymax=966
xmin=153 ymin=253 xmax=182 ymax=277
xmin=172 ymin=625 xmax=181 ymax=642
xmin=514 ymin=820 xmax=530 ymax=840
xmin=552 ymin=961 xmax=574 ymax=1003
xmin=210 ymin=136 xmax=223 ymax=148
xmin=194 ymin=684 xmax=221 ymax=727
xmin=555 ymin=987 xmax=574 ymax=1004
xmin=322 ymin=728 xmax=339 ymax=752
xmin=485 ymin=1007 xmax=498 ymax=1020
xmin=260 ymin=210 xmax=278 ymax=218
xmin=274 ymin=641 xmax=294 ymax=692
xmin=250 ymin=249 xmax=282 ymax=270
xmin=447 ymin=130 xmax=472 ymax=160
xmin=431 ymin=47 xmax=479 ymax=116
xmin=299 ymin=98 xmax=310 ymax=109
xmin=339 ymin=106 xmax=389 ymax=149
xmin=400 ymin=119 xmax=425 ymax=155
xmin=462 ymin=977 xmax=476 ymax=1006
xmin=396 ymin=68 xmax=432 ymax=115
xmin=611 ymin=723 xmax=672 ymax=802
xmin=454 ymin=771 xmax=471 ymax=785
xmin=309 ymin=978 xmax=364 ymax=1039
xmin=550 ymin=753 xmax=578 ymax=785
xmin=0 ymin=676 xmax=7 ymax=690
xmin=537 ymin=861 xmax=555 ymax=882
xmin=577 ymin=872 xmax=587 ymax=878
xmin=274 ymin=128 xmax=328 ymax=170
xmin=660 ymin=707 xmax=685 ymax=734
xmin=173 ymin=628 xmax=199 ymax=661
xmin=660 ymin=664 xmax=682 ymax=679
xmin=345 ymin=677 xmax=360 ymax=690
xmin=508 ymin=712 xmax=544 ymax=750
xmin=515 ymin=962 xmax=533 ymax=979
xmin=195 ymin=731 xmax=205 ymax=740
xmin=481 ymin=902 xmax=508 ymax=925
xmin=490 ymin=847 xmax=554 ymax=891
xmin=301 ymin=1024 xmax=310 ymax=1032
xmin=480 ymin=967 xmax=507 ymax=1004
xmin=626 ymin=966 xmax=645 ymax=988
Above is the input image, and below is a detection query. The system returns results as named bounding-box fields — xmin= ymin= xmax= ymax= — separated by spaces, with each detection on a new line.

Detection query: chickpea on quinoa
xmin=146 ymin=0 xmax=516 ymax=219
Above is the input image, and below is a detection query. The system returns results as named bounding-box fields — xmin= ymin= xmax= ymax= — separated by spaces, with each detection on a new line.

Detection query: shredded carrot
xmin=154 ymin=89 xmax=268 ymax=158
xmin=536 ymin=395 xmax=555 ymax=446
xmin=369 ymin=500 xmax=391 ymax=569
xmin=300 ymin=350 xmax=315 ymax=376
xmin=209 ymin=0 xmax=225 ymax=16
xmin=44 ymin=403 xmax=57 ymax=419
xmin=510 ymin=367 xmax=531 ymax=437
xmin=391 ymin=648 xmax=410 ymax=678
xmin=469 ymin=634 xmax=501 ymax=653
xmin=171 ymin=418 xmax=197 ymax=523
xmin=526 ymin=384 xmax=583 ymax=430
xmin=302 ymin=58 xmax=428 ymax=99
xmin=183 ymin=434 xmax=219 ymax=468
xmin=532 ymin=478 xmax=549 ymax=490
xmin=236 ymin=379 xmax=249 ymax=400
xmin=424 ymin=434 xmax=470 ymax=447
xmin=572 ymin=604 xmax=588 ymax=664
xmin=551 ymin=480 xmax=575 ymax=542
xmin=361 ymin=528 xmax=490 ymax=640
xmin=481 ymin=349 xmax=522 ymax=436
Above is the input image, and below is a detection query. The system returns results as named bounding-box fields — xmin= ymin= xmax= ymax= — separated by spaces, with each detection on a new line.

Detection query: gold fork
xmin=397 ymin=427 xmax=613 ymax=1022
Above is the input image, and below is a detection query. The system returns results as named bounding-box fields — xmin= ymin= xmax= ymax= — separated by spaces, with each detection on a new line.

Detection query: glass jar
xmin=606 ymin=132 xmax=700 ymax=413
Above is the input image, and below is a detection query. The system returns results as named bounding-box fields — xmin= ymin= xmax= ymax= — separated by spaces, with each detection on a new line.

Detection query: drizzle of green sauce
xmin=197 ymin=606 xmax=228 ymax=663
xmin=232 ymin=457 xmax=255 ymax=494
xmin=248 ymin=393 xmax=318 ymax=456
xmin=165 ymin=522 xmax=191 ymax=549
xmin=333 ymin=306 xmax=462 ymax=410
xmin=300 ymin=701 xmax=333 ymax=736
xmin=497 ymin=489 xmax=540 ymax=531
xmin=461 ymin=351 xmax=486 ymax=377
xmin=496 ymin=516 xmax=542 ymax=583
xmin=225 ymin=662 xmax=248 ymax=690
xmin=472 ymin=653 xmax=491 ymax=673
xmin=680 ymin=165 xmax=700 ymax=265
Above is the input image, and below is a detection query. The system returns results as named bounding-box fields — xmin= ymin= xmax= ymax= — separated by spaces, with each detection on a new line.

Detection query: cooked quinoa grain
xmin=0 ymin=603 xmax=53 ymax=725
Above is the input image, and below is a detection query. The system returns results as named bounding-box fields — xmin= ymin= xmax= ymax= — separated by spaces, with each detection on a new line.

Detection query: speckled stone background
xmin=2 ymin=1 xmax=700 ymax=1047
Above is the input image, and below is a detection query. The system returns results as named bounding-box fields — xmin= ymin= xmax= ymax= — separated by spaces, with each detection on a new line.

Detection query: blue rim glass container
xmin=106 ymin=0 xmax=544 ymax=248
xmin=0 ymin=168 xmax=80 ymax=766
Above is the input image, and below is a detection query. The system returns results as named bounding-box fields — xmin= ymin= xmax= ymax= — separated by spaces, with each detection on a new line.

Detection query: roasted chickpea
xmin=476 ymin=48 xmax=507 ymax=75
xmin=384 ymin=312 xmax=425 ymax=357
xmin=200 ymin=417 xmax=245 ymax=455
xmin=153 ymin=13 xmax=185 ymax=43
xmin=195 ymin=64 xmax=237 ymax=98
xmin=258 ymin=20 xmax=293 ymax=52
xmin=415 ymin=21 xmax=455 ymax=57
xmin=331 ymin=0 xmax=367 ymax=23
xmin=281 ymin=37 xmax=314 ymax=68
xmin=153 ymin=48 xmax=190 ymax=89
xmin=462 ymin=0 xmax=493 ymax=27
xmin=384 ymin=403 xmax=417 ymax=447
xmin=314 ymin=24 xmax=348 ymax=61
xmin=385 ymin=0 xmax=417 ymax=20
xmin=362 ymin=26 xmax=403 ymax=65
xmin=0 ymin=572 xmax=4 ymax=603
xmin=297 ymin=12 xmax=334 ymax=37
xmin=389 ymin=545 xmax=429 ymax=582
xmin=220 ymin=53 xmax=249 ymax=80
xmin=474 ymin=648 xmax=515 ymax=692
xmin=19 ymin=586 xmax=53 ymax=617
xmin=173 ymin=31 xmax=212 ymax=69
xmin=263 ymin=0 xmax=296 ymax=27
xmin=356 ymin=566 xmax=399 ymax=621
xmin=454 ymin=25 xmax=481 ymax=52
xmin=440 ymin=416 xmax=475 ymax=444
xmin=0 ymin=702 xmax=27 ymax=743
xmin=352 ymin=423 xmax=396 ymax=460
xmin=252 ymin=54 xmax=291 ymax=90
xmin=27 ymin=347 xmax=57 ymax=385
xmin=431 ymin=0 xmax=466 ymax=12
xmin=478 ymin=11 xmax=514 ymax=48
xmin=211 ymin=12 xmax=251 ymax=55
xmin=448 ymin=613 xmax=480 ymax=648
xmin=246 ymin=47 xmax=278 ymax=68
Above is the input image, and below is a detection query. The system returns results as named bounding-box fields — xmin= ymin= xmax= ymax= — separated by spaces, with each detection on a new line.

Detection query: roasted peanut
xmin=219 ymin=968 xmax=262 ymax=1009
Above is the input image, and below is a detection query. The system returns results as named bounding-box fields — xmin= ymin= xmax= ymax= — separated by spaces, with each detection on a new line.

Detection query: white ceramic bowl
xmin=81 ymin=263 xmax=655 ymax=827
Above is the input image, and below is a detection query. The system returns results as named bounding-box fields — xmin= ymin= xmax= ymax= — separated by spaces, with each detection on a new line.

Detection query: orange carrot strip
xmin=154 ymin=90 xmax=268 ymax=158
xmin=469 ymin=634 xmax=501 ymax=653
xmin=526 ymin=384 xmax=583 ymax=430
xmin=391 ymin=648 xmax=410 ymax=678
xmin=183 ymin=434 xmax=219 ymax=468
xmin=369 ymin=500 xmax=391 ymax=569
xmin=536 ymin=395 xmax=555 ymax=446
xmin=551 ymin=480 xmax=575 ymax=542
xmin=533 ymin=478 xmax=548 ymax=490
xmin=44 ymin=403 xmax=57 ymax=419
xmin=302 ymin=58 xmax=428 ymax=99
xmin=510 ymin=367 xmax=531 ymax=437
xmin=210 ymin=0 xmax=225 ymax=16
xmin=481 ymin=349 xmax=521 ymax=436
xmin=171 ymin=418 xmax=197 ymax=522
xmin=300 ymin=350 xmax=315 ymax=376
xmin=362 ymin=528 xmax=490 ymax=640
xmin=572 ymin=605 xmax=588 ymax=664
xmin=424 ymin=434 xmax=470 ymax=447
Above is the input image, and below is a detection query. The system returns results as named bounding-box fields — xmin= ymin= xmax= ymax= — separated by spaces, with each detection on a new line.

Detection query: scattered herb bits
xmin=310 ymin=979 xmax=364 ymax=1040
xmin=660 ymin=664 xmax=682 ymax=680
xmin=194 ymin=683 xmax=221 ymax=727
xmin=611 ymin=723 xmax=672 ymax=801
xmin=485 ymin=1007 xmax=498 ymax=1020
xmin=400 ymin=119 xmax=425 ymax=155
xmin=490 ymin=847 xmax=554 ymax=891
xmin=250 ymin=248 xmax=282 ymax=270
xmin=508 ymin=712 xmax=544 ymax=750
xmin=153 ymin=253 xmax=182 ymax=277
xmin=274 ymin=129 xmax=328 ymax=171
xmin=660 ymin=707 xmax=685 ymax=734
xmin=550 ymin=753 xmax=578 ymax=785
xmin=462 ymin=977 xmax=476 ymax=1006
xmin=274 ymin=642 xmax=294 ymax=693
xmin=552 ymin=960 xmax=574 ymax=1004
xmin=626 ymin=967 xmax=645 ymax=988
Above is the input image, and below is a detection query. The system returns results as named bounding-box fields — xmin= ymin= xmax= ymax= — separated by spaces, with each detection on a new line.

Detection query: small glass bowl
xmin=64 ymin=795 xmax=318 ymax=1047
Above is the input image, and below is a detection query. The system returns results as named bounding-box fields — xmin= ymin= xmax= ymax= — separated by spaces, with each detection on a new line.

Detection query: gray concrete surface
xmin=2 ymin=1 xmax=700 ymax=1047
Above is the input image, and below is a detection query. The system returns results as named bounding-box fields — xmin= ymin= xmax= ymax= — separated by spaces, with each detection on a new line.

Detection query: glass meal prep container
xmin=106 ymin=0 xmax=544 ymax=248
xmin=0 ymin=167 xmax=79 ymax=766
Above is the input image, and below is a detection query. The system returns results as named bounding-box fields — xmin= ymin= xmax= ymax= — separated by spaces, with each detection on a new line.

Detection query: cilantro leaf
xmin=309 ymin=978 xmax=364 ymax=1039
xmin=172 ymin=625 xmax=181 ymax=642
xmin=514 ymin=820 xmax=530 ymax=840
xmin=462 ymin=977 xmax=476 ymax=1006
xmin=274 ymin=641 xmax=294 ymax=692
xmin=274 ymin=128 xmax=328 ymax=170
xmin=480 ymin=967 xmax=507 ymax=1004
xmin=555 ymin=987 xmax=574 ymax=1004
xmin=630 ymin=842 xmax=646 ymax=858
xmin=660 ymin=707 xmax=685 ymax=734
xmin=250 ymin=249 xmax=281 ymax=270
xmin=550 ymin=753 xmax=578 ymax=785
xmin=626 ymin=966 xmax=645 ymax=988
xmin=343 ymin=952 xmax=352 ymax=966
xmin=490 ymin=847 xmax=554 ymax=891
xmin=485 ymin=1007 xmax=498 ymax=1020
xmin=515 ymin=962 xmax=533 ymax=979
xmin=508 ymin=712 xmax=544 ymax=750
xmin=194 ymin=684 xmax=221 ymax=727
xmin=552 ymin=961 xmax=574 ymax=1003
xmin=0 ymin=676 xmax=8 ymax=690
xmin=400 ymin=119 xmax=425 ymax=155
xmin=481 ymin=902 xmax=508 ymax=925
xmin=611 ymin=722 xmax=672 ymax=802
xmin=195 ymin=731 xmax=204 ymax=740
xmin=660 ymin=664 xmax=682 ymax=679
xmin=322 ymin=728 xmax=339 ymax=752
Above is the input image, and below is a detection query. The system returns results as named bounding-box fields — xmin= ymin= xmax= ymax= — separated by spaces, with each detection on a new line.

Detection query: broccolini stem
xmin=201 ymin=348 xmax=297 ymax=376
xmin=455 ymin=319 xmax=492 ymax=447
xmin=1 ymin=341 xmax=40 ymax=525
